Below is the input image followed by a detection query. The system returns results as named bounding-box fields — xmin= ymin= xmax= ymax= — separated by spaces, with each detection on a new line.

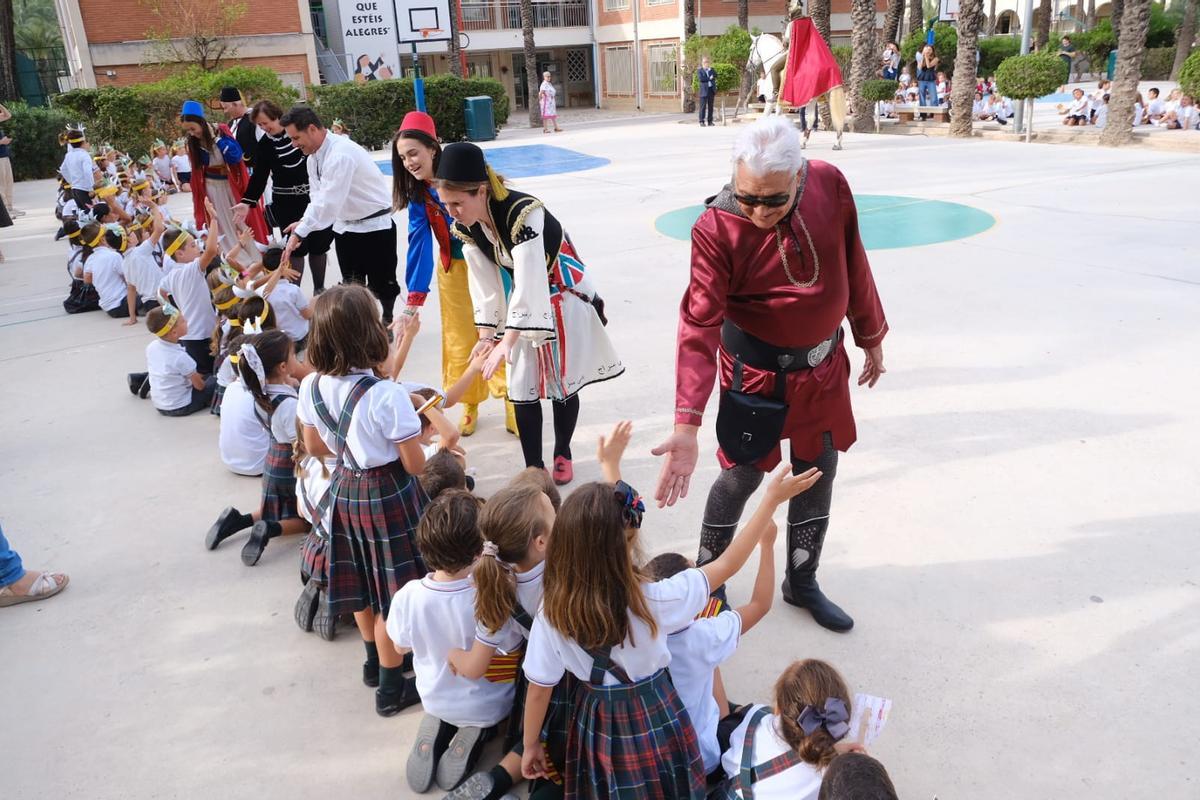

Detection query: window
xmin=646 ymin=43 xmax=678 ymax=95
xmin=604 ymin=45 xmax=634 ymax=95
xmin=567 ymin=48 xmax=590 ymax=84
xmin=604 ymin=0 xmax=630 ymax=10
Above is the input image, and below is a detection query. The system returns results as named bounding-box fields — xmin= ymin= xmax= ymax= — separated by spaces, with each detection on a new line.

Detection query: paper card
xmin=849 ymin=693 xmax=893 ymax=747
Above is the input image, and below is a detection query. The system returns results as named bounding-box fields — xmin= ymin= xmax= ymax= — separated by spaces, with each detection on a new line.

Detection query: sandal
xmin=0 ymin=572 xmax=69 ymax=607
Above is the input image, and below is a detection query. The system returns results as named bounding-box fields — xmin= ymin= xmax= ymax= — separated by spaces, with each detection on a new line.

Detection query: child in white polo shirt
xmin=646 ymin=516 xmax=778 ymax=781
xmin=143 ymin=305 xmax=216 ymax=416
xmin=386 ymin=490 xmax=515 ymax=794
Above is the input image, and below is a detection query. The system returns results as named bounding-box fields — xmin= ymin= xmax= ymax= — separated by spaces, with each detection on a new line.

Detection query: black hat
xmin=435 ymin=142 xmax=489 ymax=183
xmin=219 ymin=87 xmax=244 ymax=103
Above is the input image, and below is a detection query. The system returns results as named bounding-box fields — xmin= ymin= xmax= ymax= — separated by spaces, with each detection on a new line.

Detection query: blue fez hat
xmin=180 ymin=100 xmax=206 ymax=119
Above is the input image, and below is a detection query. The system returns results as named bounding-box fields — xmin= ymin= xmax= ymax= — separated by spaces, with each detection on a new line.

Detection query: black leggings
xmin=512 ymin=395 xmax=580 ymax=469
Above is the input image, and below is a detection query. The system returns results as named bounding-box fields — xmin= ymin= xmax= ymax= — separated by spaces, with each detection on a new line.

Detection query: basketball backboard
xmin=393 ymin=0 xmax=453 ymax=43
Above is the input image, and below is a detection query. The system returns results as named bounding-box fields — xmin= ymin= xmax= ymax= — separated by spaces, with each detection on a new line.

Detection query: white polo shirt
xmin=124 ymin=240 xmax=163 ymax=303
xmin=523 ymin=568 xmax=710 ymax=687
xmin=159 ymin=259 xmax=216 ymax=340
xmin=667 ymin=610 xmax=742 ymax=772
xmin=84 ymin=248 xmax=128 ymax=312
xmin=145 ymin=338 xmax=196 ymax=411
xmin=475 ymin=559 xmax=546 ymax=652
xmin=721 ymin=705 xmax=824 ymax=800
xmin=218 ymin=379 xmax=269 ymax=476
xmin=267 ymin=281 xmax=310 ymax=342
xmin=296 ymin=371 xmax=422 ymax=470
xmin=386 ymin=575 xmax=516 ymax=727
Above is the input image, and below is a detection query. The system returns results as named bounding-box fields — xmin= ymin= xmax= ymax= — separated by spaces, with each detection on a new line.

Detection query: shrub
xmin=832 ymin=45 xmax=853 ymax=79
xmin=713 ymin=25 xmax=752 ymax=68
xmin=861 ymin=79 xmax=899 ymax=102
xmin=1141 ymin=46 xmax=1176 ymax=80
xmin=995 ymin=51 xmax=1067 ymax=100
xmin=901 ymin=23 xmax=958 ymax=76
xmin=52 ymin=66 xmax=298 ymax=156
xmin=309 ymin=75 xmax=510 ymax=149
xmin=1179 ymin=49 xmax=1200 ymax=97
xmin=3 ymin=102 xmax=74 ymax=180
xmin=692 ymin=63 xmax=740 ymax=94
xmin=978 ymin=36 xmax=1020 ymax=76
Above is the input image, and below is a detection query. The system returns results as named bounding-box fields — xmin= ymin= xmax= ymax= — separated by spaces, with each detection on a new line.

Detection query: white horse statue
xmin=744 ymin=27 xmax=844 ymax=149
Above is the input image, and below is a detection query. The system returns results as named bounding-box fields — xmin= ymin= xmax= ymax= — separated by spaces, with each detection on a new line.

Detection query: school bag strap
xmin=730 ymin=706 xmax=803 ymax=800
xmin=297 ymin=476 xmax=333 ymax=541
xmin=510 ymin=600 xmax=535 ymax=632
xmin=584 ymin=646 xmax=633 ymax=685
xmin=308 ymin=375 xmax=380 ymax=471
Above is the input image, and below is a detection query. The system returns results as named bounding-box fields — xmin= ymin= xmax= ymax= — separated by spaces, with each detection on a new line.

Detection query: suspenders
xmin=511 ymin=601 xmax=535 ymax=632
xmin=308 ymin=375 xmax=380 ymax=470
xmin=729 ymin=707 xmax=803 ymax=800
xmin=585 ymin=646 xmax=634 ymax=685
xmin=254 ymin=393 xmax=290 ymax=436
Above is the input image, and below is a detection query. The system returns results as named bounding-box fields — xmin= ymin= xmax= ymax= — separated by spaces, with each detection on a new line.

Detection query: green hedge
xmin=309 ymin=75 xmax=510 ymax=150
xmin=52 ymin=66 xmax=299 ymax=156
xmin=862 ymin=79 xmax=899 ymax=103
xmin=1141 ymin=46 xmax=1177 ymax=80
xmin=901 ymin=23 xmax=959 ymax=77
xmin=833 ymin=45 xmax=853 ymax=80
xmin=2 ymin=102 xmax=74 ymax=180
xmin=1180 ymin=49 xmax=1200 ymax=97
xmin=978 ymin=37 xmax=1021 ymax=77
xmin=691 ymin=63 xmax=740 ymax=94
xmin=995 ymin=51 xmax=1067 ymax=100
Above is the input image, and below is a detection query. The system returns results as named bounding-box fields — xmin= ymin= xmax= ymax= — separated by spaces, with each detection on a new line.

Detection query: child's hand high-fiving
xmin=762 ymin=463 xmax=822 ymax=509
xmin=597 ymin=420 xmax=633 ymax=484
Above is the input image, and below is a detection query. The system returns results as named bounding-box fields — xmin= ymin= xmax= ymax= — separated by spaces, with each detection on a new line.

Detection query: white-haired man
xmin=652 ymin=117 xmax=888 ymax=632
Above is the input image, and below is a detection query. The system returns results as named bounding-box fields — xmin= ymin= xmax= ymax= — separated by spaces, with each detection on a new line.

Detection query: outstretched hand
xmin=597 ymin=420 xmax=633 ymax=484
xmin=858 ymin=344 xmax=886 ymax=388
xmin=651 ymin=426 xmax=699 ymax=508
xmin=762 ymin=463 xmax=822 ymax=507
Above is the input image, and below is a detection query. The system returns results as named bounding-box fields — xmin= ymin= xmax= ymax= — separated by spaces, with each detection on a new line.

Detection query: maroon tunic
xmin=674 ymin=160 xmax=888 ymax=469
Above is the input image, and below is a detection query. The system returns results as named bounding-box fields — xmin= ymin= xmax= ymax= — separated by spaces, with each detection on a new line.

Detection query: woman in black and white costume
xmin=434 ymin=142 xmax=623 ymax=485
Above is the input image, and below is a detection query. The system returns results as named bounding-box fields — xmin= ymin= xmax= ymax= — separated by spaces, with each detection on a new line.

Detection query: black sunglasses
xmin=733 ymin=191 xmax=792 ymax=208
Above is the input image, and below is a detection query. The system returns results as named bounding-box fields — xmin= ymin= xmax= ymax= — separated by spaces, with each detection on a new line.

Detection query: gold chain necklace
xmin=774 ymin=210 xmax=820 ymax=288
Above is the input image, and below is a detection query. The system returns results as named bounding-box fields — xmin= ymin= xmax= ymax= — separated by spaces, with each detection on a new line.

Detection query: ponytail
xmin=475 ymin=484 xmax=550 ymax=634
xmin=235 ymin=330 xmax=292 ymax=417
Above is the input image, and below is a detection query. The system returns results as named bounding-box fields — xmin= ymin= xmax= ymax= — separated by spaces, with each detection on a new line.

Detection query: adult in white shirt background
xmin=279 ymin=107 xmax=401 ymax=325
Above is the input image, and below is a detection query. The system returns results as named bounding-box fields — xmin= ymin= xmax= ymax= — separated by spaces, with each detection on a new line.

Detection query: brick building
xmin=53 ymin=0 xmax=320 ymax=94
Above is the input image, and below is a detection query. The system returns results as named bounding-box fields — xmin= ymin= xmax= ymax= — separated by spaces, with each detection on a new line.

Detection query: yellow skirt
xmin=439 ymin=258 xmax=506 ymax=405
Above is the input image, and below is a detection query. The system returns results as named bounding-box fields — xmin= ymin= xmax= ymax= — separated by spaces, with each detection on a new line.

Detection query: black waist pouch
xmin=715 ymin=361 xmax=788 ymax=465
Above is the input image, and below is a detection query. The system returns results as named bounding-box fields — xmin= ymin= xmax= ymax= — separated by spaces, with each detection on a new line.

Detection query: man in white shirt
xmin=59 ymin=127 xmax=97 ymax=209
xmin=279 ymin=107 xmax=400 ymax=324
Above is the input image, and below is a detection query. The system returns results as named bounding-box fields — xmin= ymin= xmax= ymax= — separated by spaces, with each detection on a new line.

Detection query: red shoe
xmin=552 ymin=456 xmax=573 ymax=486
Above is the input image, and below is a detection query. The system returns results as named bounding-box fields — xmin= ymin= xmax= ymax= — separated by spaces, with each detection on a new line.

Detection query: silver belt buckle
xmin=806 ymin=337 xmax=833 ymax=367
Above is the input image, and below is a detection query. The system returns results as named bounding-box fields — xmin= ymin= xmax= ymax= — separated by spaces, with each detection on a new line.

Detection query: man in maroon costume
xmin=653 ymin=117 xmax=888 ymax=632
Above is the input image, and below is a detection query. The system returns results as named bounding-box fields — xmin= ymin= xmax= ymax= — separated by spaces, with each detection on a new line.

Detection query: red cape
xmin=779 ymin=18 xmax=844 ymax=108
xmin=189 ymin=123 xmax=269 ymax=243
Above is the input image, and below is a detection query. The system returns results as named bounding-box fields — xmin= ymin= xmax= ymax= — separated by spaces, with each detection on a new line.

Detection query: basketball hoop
xmin=419 ymin=27 xmax=445 ymax=38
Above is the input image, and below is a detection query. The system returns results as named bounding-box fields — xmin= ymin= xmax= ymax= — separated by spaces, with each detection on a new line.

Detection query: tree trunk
xmin=684 ymin=0 xmax=697 ymax=113
xmin=987 ymin=0 xmax=996 ymax=34
xmin=950 ymin=0 xmax=984 ymax=137
xmin=1170 ymin=0 xmax=1198 ymax=80
xmin=884 ymin=0 xmax=905 ymax=44
xmin=0 ymin=0 xmax=21 ymax=101
xmin=738 ymin=0 xmax=749 ymax=30
xmin=1110 ymin=0 xmax=1124 ymax=41
xmin=811 ymin=0 xmax=834 ymax=129
xmin=908 ymin=0 xmax=923 ymax=44
xmin=520 ymin=0 xmax=541 ymax=127
xmin=1099 ymin=0 xmax=1150 ymax=147
xmin=1035 ymin=0 xmax=1052 ymax=50
xmin=1086 ymin=0 xmax=1096 ymax=25
xmin=447 ymin=0 xmax=463 ymax=77
xmin=849 ymin=0 xmax=878 ymax=132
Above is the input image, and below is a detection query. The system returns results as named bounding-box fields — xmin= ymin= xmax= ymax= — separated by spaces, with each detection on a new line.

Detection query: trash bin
xmin=1107 ymin=50 xmax=1117 ymax=80
xmin=463 ymin=96 xmax=496 ymax=142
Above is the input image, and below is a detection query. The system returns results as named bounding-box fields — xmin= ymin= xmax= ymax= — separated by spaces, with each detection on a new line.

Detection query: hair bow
xmin=242 ymin=300 xmax=270 ymax=335
xmin=797 ymin=697 xmax=850 ymax=740
xmin=231 ymin=283 xmax=257 ymax=299
xmin=238 ymin=342 xmax=267 ymax=385
xmin=613 ymin=480 xmax=645 ymax=529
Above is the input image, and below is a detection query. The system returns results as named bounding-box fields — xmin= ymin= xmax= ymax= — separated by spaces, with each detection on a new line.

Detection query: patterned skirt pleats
xmin=565 ymin=669 xmax=706 ymax=800
xmin=299 ymin=529 xmax=328 ymax=586
xmin=507 ymin=662 xmax=578 ymax=783
xmin=209 ymin=382 xmax=226 ymax=416
xmin=260 ymin=440 xmax=298 ymax=522
xmin=326 ymin=460 xmax=428 ymax=617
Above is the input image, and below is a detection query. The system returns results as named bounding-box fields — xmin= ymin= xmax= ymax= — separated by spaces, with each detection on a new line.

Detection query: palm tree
xmin=908 ymin=0 xmax=923 ymax=43
xmin=684 ymin=0 xmax=697 ymax=114
xmin=0 ymin=0 xmax=19 ymax=101
xmin=883 ymin=0 xmax=905 ymax=44
xmin=519 ymin=0 xmax=540 ymax=127
xmin=987 ymin=0 xmax=996 ymax=34
xmin=737 ymin=0 xmax=749 ymax=30
xmin=1171 ymin=0 xmax=1198 ymax=80
xmin=1035 ymin=0 xmax=1052 ymax=49
xmin=849 ymin=0 xmax=878 ymax=132
xmin=1099 ymin=0 xmax=1150 ymax=147
xmin=810 ymin=0 xmax=834 ymax=130
xmin=447 ymin=0 xmax=463 ymax=77
xmin=1110 ymin=0 xmax=1124 ymax=39
xmin=949 ymin=0 xmax=984 ymax=137
xmin=1086 ymin=0 xmax=1096 ymax=25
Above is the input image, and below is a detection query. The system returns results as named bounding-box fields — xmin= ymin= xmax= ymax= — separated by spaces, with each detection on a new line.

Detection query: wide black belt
xmin=720 ymin=320 xmax=842 ymax=374
xmin=349 ymin=207 xmax=392 ymax=224
xmin=271 ymin=184 xmax=310 ymax=196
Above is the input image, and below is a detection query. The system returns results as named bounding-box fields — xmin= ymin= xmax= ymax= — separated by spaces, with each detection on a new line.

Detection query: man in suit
xmin=697 ymin=57 xmax=717 ymax=127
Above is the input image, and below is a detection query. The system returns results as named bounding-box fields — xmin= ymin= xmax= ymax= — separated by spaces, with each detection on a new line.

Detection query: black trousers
xmin=272 ymin=194 xmax=333 ymax=257
xmin=334 ymin=222 xmax=399 ymax=322
xmin=699 ymin=93 xmax=715 ymax=124
xmin=70 ymin=189 xmax=94 ymax=210
xmin=181 ymin=337 xmax=215 ymax=377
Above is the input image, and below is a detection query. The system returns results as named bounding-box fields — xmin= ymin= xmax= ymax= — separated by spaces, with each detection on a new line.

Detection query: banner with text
xmin=340 ymin=0 xmax=401 ymax=82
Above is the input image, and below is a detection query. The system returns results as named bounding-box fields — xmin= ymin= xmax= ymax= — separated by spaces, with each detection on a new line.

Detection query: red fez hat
xmin=398 ymin=111 xmax=438 ymax=141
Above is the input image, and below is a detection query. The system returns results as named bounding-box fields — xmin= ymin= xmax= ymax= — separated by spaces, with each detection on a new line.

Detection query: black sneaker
xmin=205 ymin=507 xmax=251 ymax=550
xmin=138 ymin=376 xmax=152 ymax=399
xmin=241 ymin=520 xmax=278 ymax=566
xmin=377 ymin=680 xmax=421 ymax=717
xmin=313 ymin=590 xmax=338 ymax=641
xmin=127 ymin=372 xmax=148 ymax=395
xmin=363 ymin=659 xmax=380 ymax=687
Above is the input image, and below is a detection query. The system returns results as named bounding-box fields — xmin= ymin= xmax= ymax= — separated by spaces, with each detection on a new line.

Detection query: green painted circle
xmin=654 ymin=194 xmax=995 ymax=250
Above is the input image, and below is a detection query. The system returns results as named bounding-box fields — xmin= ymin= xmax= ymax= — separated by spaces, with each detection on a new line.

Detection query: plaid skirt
xmin=209 ymin=382 xmax=226 ymax=416
xmin=326 ymin=459 xmax=428 ymax=618
xmin=299 ymin=529 xmax=328 ymax=586
xmin=507 ymin=659 xmax=578 ymax=783
xmin=260 ymin=440 xmax=298 ymax=522
xmin=566 ymin=669 xmax=706 ymax=800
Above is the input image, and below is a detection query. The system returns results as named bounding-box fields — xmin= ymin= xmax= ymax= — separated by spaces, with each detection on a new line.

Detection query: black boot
xmin=205 ymin=507 xmax=253 ymax=550
xmin=377 ymin=666 xmax=421 ymax=717
xmin=781 ymin=519 xmax=853 ymax=632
